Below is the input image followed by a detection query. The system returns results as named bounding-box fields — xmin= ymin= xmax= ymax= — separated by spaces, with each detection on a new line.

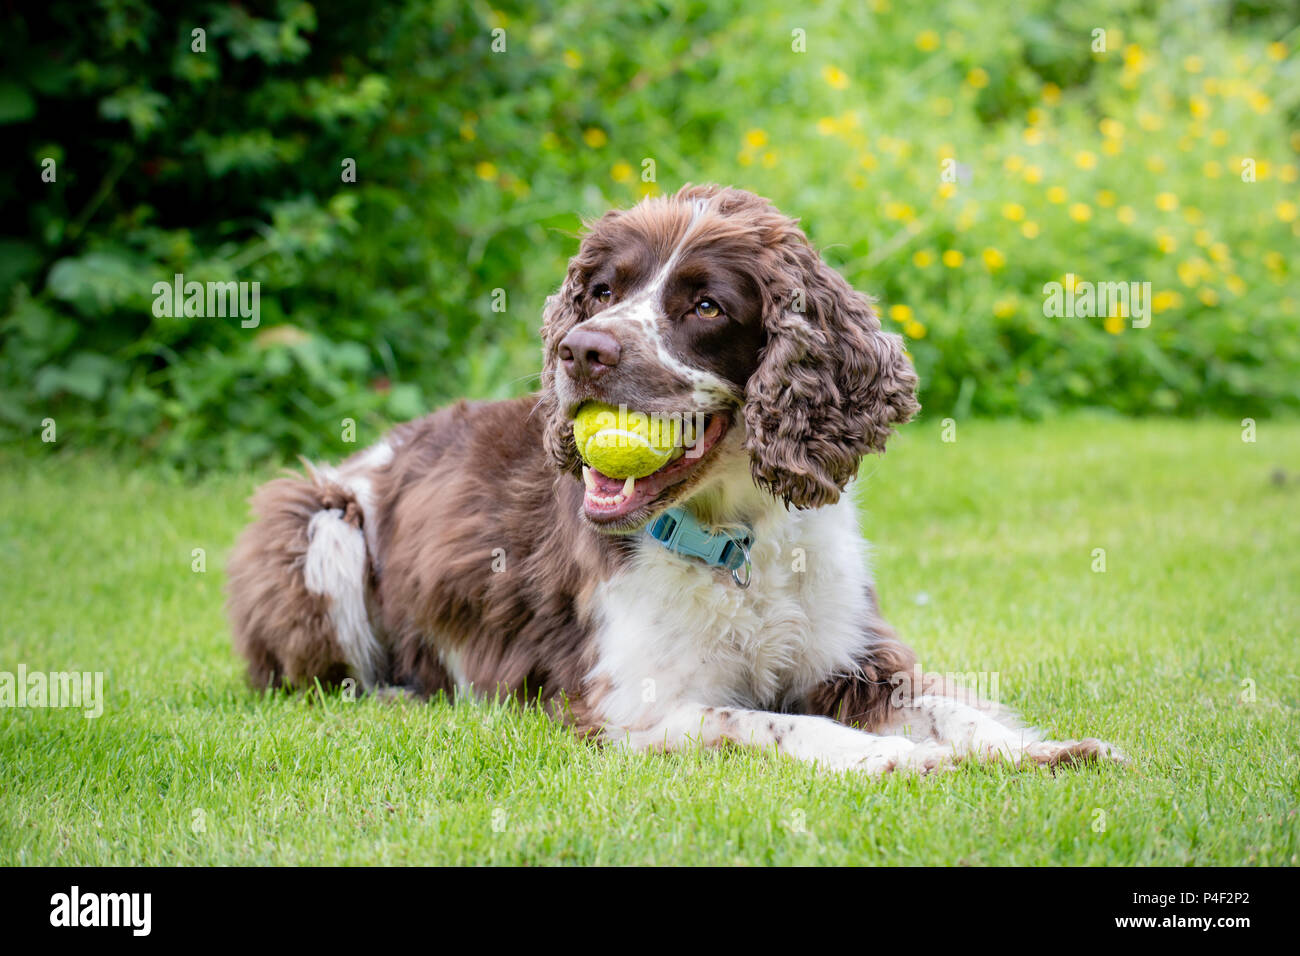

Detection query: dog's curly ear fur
xmin=744 ymin=221 xmax=919 ymax=509
xmin=538 ymin=275 xmax=583 ymax=474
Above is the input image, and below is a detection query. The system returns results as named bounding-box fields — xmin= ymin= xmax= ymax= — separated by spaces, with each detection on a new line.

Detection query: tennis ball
xmin=572 ymin=402 xmax=691 ymax=479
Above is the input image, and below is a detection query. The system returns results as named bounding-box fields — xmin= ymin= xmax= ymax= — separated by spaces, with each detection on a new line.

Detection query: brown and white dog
xmin=227 ymin=184 xmax=1120 ymax=774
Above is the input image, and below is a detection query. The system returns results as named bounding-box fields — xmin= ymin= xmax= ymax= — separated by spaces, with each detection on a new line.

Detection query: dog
xmin=227 ymin=184 xmax=1121 ymax=774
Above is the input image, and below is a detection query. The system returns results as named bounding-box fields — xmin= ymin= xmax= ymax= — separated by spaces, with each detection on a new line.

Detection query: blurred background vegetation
xmin=1 ymin=0 xmax=1297 ymax=472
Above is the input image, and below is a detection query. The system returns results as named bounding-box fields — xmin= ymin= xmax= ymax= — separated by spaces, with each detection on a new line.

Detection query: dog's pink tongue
xmin=589 ymin=468 xmax=624 ymax=494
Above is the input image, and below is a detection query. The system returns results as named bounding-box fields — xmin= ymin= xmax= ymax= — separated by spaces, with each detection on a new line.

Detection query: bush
xmin=1 ymin=0 xmax=1297 ymax=471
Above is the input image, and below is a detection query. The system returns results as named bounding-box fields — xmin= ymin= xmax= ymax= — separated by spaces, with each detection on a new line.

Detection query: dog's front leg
xmin=882 ymin=691 xmax=1125 ymax=769
xmin=608 ymin=703 xmax=952 ymax=775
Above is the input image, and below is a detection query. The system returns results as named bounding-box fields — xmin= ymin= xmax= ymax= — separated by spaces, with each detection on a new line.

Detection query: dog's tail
xmin=227 ymin=465 xmax=385 ymax=691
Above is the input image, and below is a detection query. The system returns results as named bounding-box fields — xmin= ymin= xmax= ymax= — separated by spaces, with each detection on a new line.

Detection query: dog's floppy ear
xmin=538 ymin=270 xmax=584 ymax=474
xmin=744 ymin=222 xmax=919 ymax=509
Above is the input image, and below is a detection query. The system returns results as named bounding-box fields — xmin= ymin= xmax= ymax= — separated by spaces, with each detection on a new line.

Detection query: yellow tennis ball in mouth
xmin=572 ymin=402 xmax=690 ymax=479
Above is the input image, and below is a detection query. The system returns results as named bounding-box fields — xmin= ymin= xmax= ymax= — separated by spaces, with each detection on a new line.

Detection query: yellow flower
xmin=1264 ymin=251 xmax=1284 ymax=271
xmin=1117 ymin=205 xmax=1137 ymax=224
xmin=823 ymin=65 xmax=850 ymax=89
xmin=942 ymin=249 xmax=964 ymax=268
xmin=1022 ymin=127 xmax=1045 ymax=146
xmin=859 ymin=152 xmax=878 ymax=170
xmin=1137 ymin=112 xmax=1162 ymax=132
xmin=744 ymin=128 xmax=768 ymax=148
xmin=1042 ymin=82 xmax=1061 ymax=104
xmin=1156 ymin=231 xmax=1177 ymax=254
xmin=1004 ymin=154 xmax=1024 ymax=172
xmin=993 ymin=298 xmax=1018 ymax=318
xmin=889 ymin=304 xmax=913 ymax=323
xmin=1194 ymin=229 xmax=1211 ymax=247
xmin=583 ymin=128 xmax=608 ymax=148
xmin=1280 ymin=164 xmax=1298 ymax=183
xmin=1210 ymin=128 xmax=1229 ymax=146
xmin=982 ymin=247 xmax=1006 ymax=270
xmin=1156 ymin=192 xmax=1179 ymax=212
xmin=563 ymin=49 xmax=583 ymax=69
xmin=1183 ymin=55 xmax=1205 ymax=74
xmin=1026 ymin=107 xmax=1046 ymax=127
xmin=760 ymin=150 xmax=778 ymax=168
xmin=966 ymin=67 xmax=989 ymax=89
xmin=1063 ymin=273 xmax=1083 ymax=292
xmin=1208 ymin=242 xmax=1230 ymax=263
xmin=1198 ymin=288 xmax=1219 ymax=307
xmin=913 ymin=249 xmax=934 ymax=268
xmin=904 ymin=320 xmax=927 ymax=339
xmin=1183 ymin=206 xmax=1205 ymax=225
xmin=1248 ymin=90 xmax=1272 ymax=113
xmin=1147 ymin=155 xmax=1167 ymax=174
xmin=1152 ymin=290 xmax=1182 ymax=313
xmin=611 ymin=161 xmax=633 ymax=183
xmin=1100 ymin=118 xmax=1125 ymax=139
xmin=1225 ymin=274 xmax=1245 ymax=296
xmin=1046 ymin=185 xmax=1067 ymax=204
xmin=916 ymin=30 xmax=941 ymax=52
xmin=1069 ymin=203 xmax=1093 ymax=222
xmin=937 ymin=182 xmax=958 ymax=200
xmin=1021 ymin=221 xmax=1039 ymax=238
xmin=474 ymin=161 xmax=498 ymax=181
xmin=1104 ymin=313 xmax=1125 ymax=335
xmin=1203 ymin=161 xmax=1222 ymax=179
xmin=816 ymin=116 xmax=838 ymax=136
xmin=1268 ymin=42 xmax=1287 ymax=61
xmin=1189 ymin=97 xmax=1211 ymax=120
xmin=1096 ymin=190 xmax=1116 ymax=207
xmin=1277 ymin=200 xmax=1298 ymax=223
xmin=1177 ymin=260 xmax=1201 ymax=287
xmin=1074 ymin=150 xmax=1097 ymax=169
xmin=1002 ymin=202 xmax=1025 ymax=221
xmin=884 ymin=201 xmax=915 ymax=221
xmin=1023 ymin=164 xmax=1043 ymax=184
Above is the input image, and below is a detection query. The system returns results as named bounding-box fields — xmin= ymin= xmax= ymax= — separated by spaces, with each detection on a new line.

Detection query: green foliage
xmin=1 ymin=0 xmax=1297 ymax=470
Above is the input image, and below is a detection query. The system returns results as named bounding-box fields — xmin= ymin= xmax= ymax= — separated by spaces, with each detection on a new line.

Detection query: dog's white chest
xmin=587 ymin=498 xmax=873 ymax=729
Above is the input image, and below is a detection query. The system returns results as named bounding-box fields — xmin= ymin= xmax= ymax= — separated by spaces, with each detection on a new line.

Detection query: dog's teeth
xmin=582 ymin=466 xmax=595 ymax=491
xmin=622 ymin=476 xmax=636 ymax=497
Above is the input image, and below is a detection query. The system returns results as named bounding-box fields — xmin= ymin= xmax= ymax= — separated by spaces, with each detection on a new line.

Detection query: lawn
xmin=1 ymin=416 xmax=1296 ymax=865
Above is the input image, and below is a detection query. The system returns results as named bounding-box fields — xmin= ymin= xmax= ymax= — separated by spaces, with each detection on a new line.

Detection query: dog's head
xmin=540 ymin=184 xmax=918 ymax=532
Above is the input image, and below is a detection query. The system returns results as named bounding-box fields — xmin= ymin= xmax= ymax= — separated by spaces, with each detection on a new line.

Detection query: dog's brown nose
xmin=559 ymin=328 xmax=621 ymax=381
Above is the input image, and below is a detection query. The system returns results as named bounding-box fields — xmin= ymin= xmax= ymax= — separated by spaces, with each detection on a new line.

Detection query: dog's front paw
xmin=1026 ymin=737 xmax=1126 ymax=768
xmin=819 ymin=736 xmax=954 ymax=776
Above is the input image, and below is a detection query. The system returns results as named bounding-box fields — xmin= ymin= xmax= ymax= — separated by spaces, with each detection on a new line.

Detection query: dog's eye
xmin=593 ymin=285 xmax=613 ymax=304
xmin=694 ymin=299 xmax=722 ymax=319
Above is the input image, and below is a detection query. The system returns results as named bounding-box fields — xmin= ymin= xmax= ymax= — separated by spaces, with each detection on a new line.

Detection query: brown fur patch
xmin=226 ymin=474 xmax=361 ymax=688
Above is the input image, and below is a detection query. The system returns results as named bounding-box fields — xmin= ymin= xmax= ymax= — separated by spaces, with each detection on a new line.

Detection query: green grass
xmin=1 ymin=416 xmax=1297 ymax=865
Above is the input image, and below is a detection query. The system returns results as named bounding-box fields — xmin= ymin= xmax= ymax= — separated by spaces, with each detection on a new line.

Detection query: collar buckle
xmin=645 ymin=507 xmax=755 ymax=588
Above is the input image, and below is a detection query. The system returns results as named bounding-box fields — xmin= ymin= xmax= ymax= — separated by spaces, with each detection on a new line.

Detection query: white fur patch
xmin=304 ymin=509 xmax=383 ymax=688
xmin=587 ymin=480 xmax=873 ymax=732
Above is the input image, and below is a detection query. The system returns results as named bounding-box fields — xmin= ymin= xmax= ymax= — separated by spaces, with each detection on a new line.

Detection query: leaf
xmin=46 ymin=251 xmax=152 ymax=317
xmin=33 ymin=352 xmax=118 ymax=401
xmin=0 ymin=81 xmax=36 ymax=124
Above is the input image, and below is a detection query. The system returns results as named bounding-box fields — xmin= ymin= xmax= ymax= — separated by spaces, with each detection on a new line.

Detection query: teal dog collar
xmin=645 ymin=507 xmax=754 ymax=588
